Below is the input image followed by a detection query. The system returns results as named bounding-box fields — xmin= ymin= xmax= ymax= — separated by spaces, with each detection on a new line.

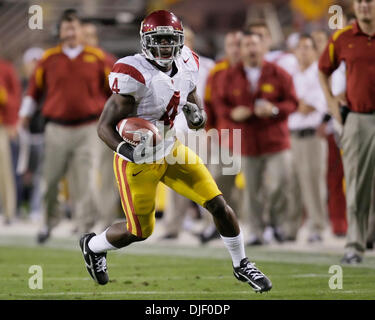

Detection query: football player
xmin=79 ymin=10 xmax=272 ymax=293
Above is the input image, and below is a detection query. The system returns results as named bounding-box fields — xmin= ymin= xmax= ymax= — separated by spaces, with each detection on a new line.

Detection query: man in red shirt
xmin=319 ymin=0 xmax=375 ymax=263
xmin=216 ymin=32 xmax=298 ymax=245
xmin=0 ymin=59 xmax=21 ymax=225
xmin=19 ymin=9 xmax=110 ymax=242
xmin=312 ymin=29 xmax=348 ymax=238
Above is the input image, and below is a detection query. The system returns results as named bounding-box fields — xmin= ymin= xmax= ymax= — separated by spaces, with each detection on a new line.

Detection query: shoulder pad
xmin=108 ymin=56 xmax=148 ymax=99
xmin=180 ymin=46 xmax=199 ymax=71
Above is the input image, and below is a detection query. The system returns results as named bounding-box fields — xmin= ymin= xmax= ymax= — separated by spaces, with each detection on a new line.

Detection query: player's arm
xmin=97 ymin=94 xmax=136 ymax=160
xmin=183 ymin=87 xmax=207 ymax=130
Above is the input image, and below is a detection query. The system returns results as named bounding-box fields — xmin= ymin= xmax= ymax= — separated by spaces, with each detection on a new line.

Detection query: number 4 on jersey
xmin=161 ymin=91 xmax=180 ymax=127
xmin=111 ymin=77 xmax=120 ymax=94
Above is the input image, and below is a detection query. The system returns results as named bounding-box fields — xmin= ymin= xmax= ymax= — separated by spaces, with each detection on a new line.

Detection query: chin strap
xmin=155 ymin=59 xmax=173 ymax=68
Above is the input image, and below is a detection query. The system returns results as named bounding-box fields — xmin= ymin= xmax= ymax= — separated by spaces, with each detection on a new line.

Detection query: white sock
xmin=88 ymin=228 xmax=117 ymax=253
xmin=221 ymin=231 xmax=246 ymax=268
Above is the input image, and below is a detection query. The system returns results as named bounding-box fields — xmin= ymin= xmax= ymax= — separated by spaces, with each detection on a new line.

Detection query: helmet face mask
xmin=140 ymin=11 xmax=184 ymax=68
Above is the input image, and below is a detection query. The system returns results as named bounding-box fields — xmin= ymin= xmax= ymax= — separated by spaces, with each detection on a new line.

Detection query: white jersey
xmin=108 ymin=46 xmax=199 ymax=161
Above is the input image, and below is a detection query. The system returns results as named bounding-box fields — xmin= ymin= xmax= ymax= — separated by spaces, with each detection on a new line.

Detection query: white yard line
xmin=1 ymin=289 xmax=372 ymax=298
xmin=0 ymin=275 xmax=233 ymax=281
xmin=0 ymin=290 xmax=252 ymax=297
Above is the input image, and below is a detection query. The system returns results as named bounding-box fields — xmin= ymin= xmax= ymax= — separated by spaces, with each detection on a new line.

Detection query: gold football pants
xmin=113 ymin=140 xmax=222 ymax=238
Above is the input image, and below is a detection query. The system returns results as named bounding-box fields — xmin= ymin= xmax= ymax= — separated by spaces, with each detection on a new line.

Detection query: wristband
xmin=116 ymin=141 xmax=126 ymax=154
xmin=116 ymin=141 xmax=135 ymax=161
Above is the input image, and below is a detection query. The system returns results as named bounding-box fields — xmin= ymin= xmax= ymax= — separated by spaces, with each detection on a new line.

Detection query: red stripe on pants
xmin=115 ymin=154 xmax=133 ymax=234
xmin=122 ymin=160 xmax=143 ymax=238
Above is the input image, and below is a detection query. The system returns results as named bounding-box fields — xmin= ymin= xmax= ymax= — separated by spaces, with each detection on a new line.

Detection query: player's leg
xmin=199 ymin=165 xmax=239 ymax=244
xmin=162 ymin=142 xmax=238 ymax=235
xmin=79 ymin=154 xmax=163 ymax=284
xmin=161 ymin=142 xmax=272 ymax=292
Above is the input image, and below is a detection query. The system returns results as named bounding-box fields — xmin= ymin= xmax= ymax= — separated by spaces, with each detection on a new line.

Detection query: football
xmin=116 ymin=117 xmax=162 ymax=147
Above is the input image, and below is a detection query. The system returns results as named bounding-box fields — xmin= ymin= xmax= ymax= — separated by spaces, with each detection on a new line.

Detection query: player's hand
xmin=133 ymin=130 xmax=163 ymax=164
xmin=117 ymin=130 xmax=163 ymax=163
xmin=230 ymin=105 xmax=252 ymax=122
xmin=183 ymin=102 xmax=206 ymax=129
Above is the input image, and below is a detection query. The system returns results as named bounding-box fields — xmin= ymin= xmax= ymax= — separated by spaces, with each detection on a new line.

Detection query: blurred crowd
xmin=0 ymin=3 xmax=374 ymax=258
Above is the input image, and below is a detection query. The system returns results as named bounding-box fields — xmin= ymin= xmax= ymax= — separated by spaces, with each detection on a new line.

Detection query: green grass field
xmin=0 ymin=236 xmax=374 ymax=300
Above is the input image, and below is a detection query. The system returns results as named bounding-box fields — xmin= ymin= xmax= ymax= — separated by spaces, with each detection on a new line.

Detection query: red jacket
xmin=204 ymin=58 xmax=231 ymax=130
xmin=0 ymin=59 xmax=21 ymax=126
xmin=319 ymin=21 xmax=375 ymax=113
xmin=27 ymin=45 xmax=110 ymax=123
xmin=214 ymin=61 xmax=298 ymax=156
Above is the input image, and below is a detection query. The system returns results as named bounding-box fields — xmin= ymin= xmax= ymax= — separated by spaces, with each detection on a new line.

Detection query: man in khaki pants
xmin=319 ymin=0 xmax=375 ymax=263
xmin=286 ymin=35 xmax=329 ymax=243
xmin=0 ymin=59 xmax=21 ymax=225
xmin=19 ymin=10 xmax=111 ymax=242
xmin=0 ymin=125 xmax=15 ymax=225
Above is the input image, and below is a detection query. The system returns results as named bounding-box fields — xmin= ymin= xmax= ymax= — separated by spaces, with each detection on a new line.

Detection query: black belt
xmin=341 ymin=106 xmax=375 ymax=125
xmin=359 ymin=111 xmax=375 ymax=114
xmin=291 ymin=128 xmax=316 ymax=138
xmin=45 ymin=114 xmax=100 ymax=126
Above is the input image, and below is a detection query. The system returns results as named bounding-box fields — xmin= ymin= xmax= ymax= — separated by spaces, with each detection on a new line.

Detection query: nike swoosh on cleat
xmin=83 ymin=238 xmax=88 ymax=255
xmin=88 ymin=255 xmax=98 ymax=283
xmin=183 ymin=58 xmax=189 ymax=63
xmin=234 ymin=271 xmax=262 ymax=291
